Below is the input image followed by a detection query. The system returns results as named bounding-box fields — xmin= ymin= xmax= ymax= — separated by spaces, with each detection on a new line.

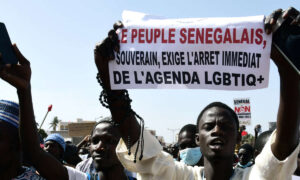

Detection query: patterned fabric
xmin=12 ymin=166 xmax=45 ymax=180
xmin=0 ymin=100 xmax=19 ymax=128
xmin=76 ymin=157 xmax=137 ymax=180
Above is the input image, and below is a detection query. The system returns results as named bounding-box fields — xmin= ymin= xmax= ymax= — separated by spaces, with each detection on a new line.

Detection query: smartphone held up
xmin=0 ymin=22 xmax=18 ymax=65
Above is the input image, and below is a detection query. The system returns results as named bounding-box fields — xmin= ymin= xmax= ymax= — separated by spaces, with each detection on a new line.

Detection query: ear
xmin=195 ymin=133 xmax=201 ymax=146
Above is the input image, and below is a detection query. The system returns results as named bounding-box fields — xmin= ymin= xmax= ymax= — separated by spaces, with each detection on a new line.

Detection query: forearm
xmin=107 ymin=90 xmax=141 ymax=146
xmin=275 ymin=74 xmax=300 ymax=157
xmin=17 ymin=86 xmax=41 ymax=160
xmin=95 ymin=26 xmax=141 ymax=150
xmin=18 ymin=86 xmax=68 ymax=179
xmin=76 ymin=139 xmax=87 ymax=149
xmin=272 ymin=48 xmax=300 ymax=160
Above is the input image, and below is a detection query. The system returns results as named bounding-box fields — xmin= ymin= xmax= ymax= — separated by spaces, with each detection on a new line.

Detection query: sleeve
xmin=65 ymin=166 xmax=87 ymax=180
xmin=116 ymin=130 xmax=199 ymax=180
xmin=249 ymin=130 xmax=300 ymax=180
xmin=75 ymin=161 xmax=82 ymax=171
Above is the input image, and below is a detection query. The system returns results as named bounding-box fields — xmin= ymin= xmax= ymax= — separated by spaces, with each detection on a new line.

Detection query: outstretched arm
xmin=265 ymin=7 xmax=300 ymax=160
xmin=94 ymin=23 xmax=141 ymax=151
xmin=0 ymin=44 xmax=68 ymax=179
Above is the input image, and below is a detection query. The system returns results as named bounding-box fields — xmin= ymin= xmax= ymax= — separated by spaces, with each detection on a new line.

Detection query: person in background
xmin=253 ymin=130 xmax=273 ymax=158
xmin=77 ymin=135 xmax=91 ymax=161
xmin=177 ymin=124 xmax=203 ymax=166
xmin=76 ymin=119 xmax=137 ymax=180
xmin=0 ymin=99 xmax=45 ymax=180
xmin=64 ymin=142 xmax=82 ymax=168
xmin=0 ymin=44 xmax=136 ymax=180
xmin=240 ymin=125 xmax=247 ymax=137
xmin=236 ymin=144 xmax=254 ymax=169
xmin=44 ymin=133 xmax=66 ymax=163
xmin=254 ymin=124 xmax=262 ymax=143
xmin=0 ymin=44 xmax=87 ymax=179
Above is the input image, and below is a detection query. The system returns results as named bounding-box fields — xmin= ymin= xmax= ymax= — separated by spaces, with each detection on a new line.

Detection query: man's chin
xmin=205 ymin=150 xmax=232 ymax=161
xmin=93 ymin=158 xmax=107 ymax=164
xmin=93 ymin=159 xmax=111 ymax=170
xmin=94 ymin=163 xmax=114 ymax=171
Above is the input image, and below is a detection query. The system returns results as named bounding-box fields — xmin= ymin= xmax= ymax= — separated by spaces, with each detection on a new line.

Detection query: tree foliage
xmin=49 ymin=116 xmax=60 ymax=131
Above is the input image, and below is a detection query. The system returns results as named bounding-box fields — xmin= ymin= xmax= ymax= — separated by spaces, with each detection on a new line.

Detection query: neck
xmin=97 ymin=164 xmax=127 ymax=180
xmin=204 ymin=157 xmax=233 ymax=180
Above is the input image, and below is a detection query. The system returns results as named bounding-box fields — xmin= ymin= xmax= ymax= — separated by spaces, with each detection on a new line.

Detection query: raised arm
xmin=0 ymin=44 xmax=68 ymax=179
xmin=254 ymin=124 xmax=261 ymax=143
xmin=76 ymin=135 xmax=90 ymax=150
xmin=265 ymin=7 xmax=300 ymax=160
xmin=94 ymin=23 xmax=141 ymax=154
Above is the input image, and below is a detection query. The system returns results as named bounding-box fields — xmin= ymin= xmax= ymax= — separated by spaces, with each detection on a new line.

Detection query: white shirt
xmin=292 ymin=175 xmax=300 ymax=180
xmin=116 ymin=130 xmax=299 ymax=180
xmin=66 ymin=166 xmax=87 ymax=180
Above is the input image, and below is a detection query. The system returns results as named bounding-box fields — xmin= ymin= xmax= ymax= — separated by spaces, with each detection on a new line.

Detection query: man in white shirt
xmin=94 ymin=7 xmax=300 ymax=180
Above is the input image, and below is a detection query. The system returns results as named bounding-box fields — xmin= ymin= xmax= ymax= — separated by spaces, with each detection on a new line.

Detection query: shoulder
xmin=247 ymin=130 xmax=300 ymax=179
xmin=65 ymin=166 xmax=87 ymax=180
xmin=232 ymin=167 xmax=251 ymax=179
xmin=76 ymin=157 xmax=93 ymax=172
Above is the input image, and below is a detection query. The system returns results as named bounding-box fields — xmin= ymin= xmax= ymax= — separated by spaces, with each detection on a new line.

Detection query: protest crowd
xmin=0 ymin=7 xmax=299 ymax=180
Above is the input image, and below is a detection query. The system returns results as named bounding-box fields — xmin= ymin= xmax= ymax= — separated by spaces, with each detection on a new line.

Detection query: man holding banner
xmin=95 ymin=7 xmax=300 ymax=180
xmin=0 ymin=7 xmax=298 ymax=180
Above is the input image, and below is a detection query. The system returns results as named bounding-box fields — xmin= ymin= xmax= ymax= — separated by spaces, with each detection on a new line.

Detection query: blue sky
xmin=1 ymin=0 xmax=299 ymax=143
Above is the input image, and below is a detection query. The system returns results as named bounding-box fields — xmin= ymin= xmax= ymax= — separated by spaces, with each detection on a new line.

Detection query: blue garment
xmin=86 ymin=173 xmax=135 ymax=180
xmin=0 ymin=100 xmax=19 ymax=128
xmin=77 ymin=157 xmax=137 ymax=180
xmin=179 ymin=147 xmax=202 ymax=166
xmin=12 ymin=166 xmax=45 ymax=180
xmin=237 ymin=161 xmax=253 ymax=168
xmin=45 ymin=133 xmax=66 ymax=152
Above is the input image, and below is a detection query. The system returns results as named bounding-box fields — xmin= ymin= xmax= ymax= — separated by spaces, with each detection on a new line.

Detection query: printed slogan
xmin=109 ymin=11 xmax=272 ymax=90
xmin=234 ymin=98 xmax=252 ymax=125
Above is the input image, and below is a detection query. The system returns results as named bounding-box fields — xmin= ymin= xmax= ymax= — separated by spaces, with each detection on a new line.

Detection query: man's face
xmin=197 ymin=107 xmax=238 ymax=160
xmin=90 ymin=123 xmax=121 ymax=171
xmin=44 ymin=140 xmax=63 ymax=160
xmin=178 ymin=130 xmax=197 ymax=150
xmin=238 ymin=148 xmax=252 ymax=165
xmin=0 ymin=121 xmax=19 ymax=172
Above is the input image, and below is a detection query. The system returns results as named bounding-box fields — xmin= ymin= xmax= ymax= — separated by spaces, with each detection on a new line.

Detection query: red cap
xmin=241 ymin=130 xmax=248 ymax=136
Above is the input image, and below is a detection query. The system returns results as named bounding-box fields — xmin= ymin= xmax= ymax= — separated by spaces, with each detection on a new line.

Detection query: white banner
xmin=234 ymin=98 xmax=251 ymax=125
xmin=109 ymin=11 xmax=272 ymax=90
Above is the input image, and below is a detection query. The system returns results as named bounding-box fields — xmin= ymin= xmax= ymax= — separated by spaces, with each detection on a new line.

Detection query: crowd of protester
xmin=0 ymin=7 xmax=299 ymax=180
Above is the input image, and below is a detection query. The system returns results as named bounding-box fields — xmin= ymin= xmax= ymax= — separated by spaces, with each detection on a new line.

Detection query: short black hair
xmin=196 ymin=102 xmax=239 ymax=132
xmin=179 ymin=124 xmax=197 ymax=135
xmin=239 ymin=143 xmax=254 ymax=155
xmin=90 ymin=118 xmax=118 ymax=136
xmin=254 ymin=130 xmax=273 ymax=153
